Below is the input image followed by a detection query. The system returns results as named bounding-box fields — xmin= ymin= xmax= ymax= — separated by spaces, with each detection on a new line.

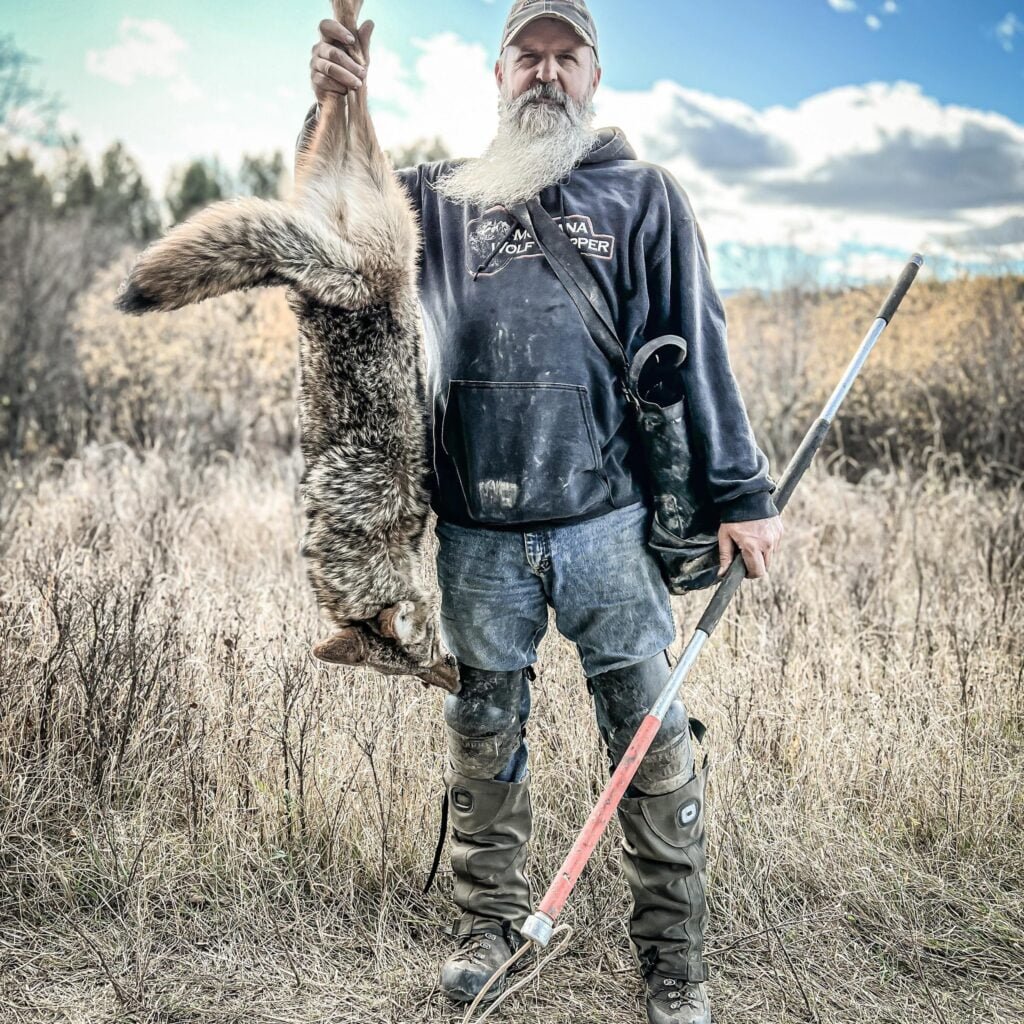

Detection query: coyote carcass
xmin=115 ymin=0 xmax=458 ymax=693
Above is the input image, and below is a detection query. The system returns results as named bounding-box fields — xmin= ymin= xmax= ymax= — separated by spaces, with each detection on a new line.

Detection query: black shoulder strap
xmin=509 ymin=198 xmax=631 ymax=387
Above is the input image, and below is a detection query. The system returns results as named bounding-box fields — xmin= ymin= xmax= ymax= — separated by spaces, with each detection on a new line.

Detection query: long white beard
xmin=432 ymin=82 xmax=598 ymax=209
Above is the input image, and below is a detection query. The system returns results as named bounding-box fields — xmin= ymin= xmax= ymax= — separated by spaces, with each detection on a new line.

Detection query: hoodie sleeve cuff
xmin=717 ymin=490 xmax=779 ymax=523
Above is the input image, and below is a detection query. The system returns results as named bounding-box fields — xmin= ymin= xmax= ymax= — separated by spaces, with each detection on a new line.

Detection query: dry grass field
xmin=1 ymin=256 xmax=1023 ymax=1022
xmin=2 ymin=442 xmax=1022 ymax=1023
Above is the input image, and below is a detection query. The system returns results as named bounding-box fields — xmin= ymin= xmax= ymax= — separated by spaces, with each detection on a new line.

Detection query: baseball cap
xmin=501 ymin=0 xmax=600 ymax=61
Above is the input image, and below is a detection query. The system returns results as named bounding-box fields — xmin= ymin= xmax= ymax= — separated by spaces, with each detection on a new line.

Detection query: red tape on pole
xmin=537 ymin=714 xmax=663 ymax=920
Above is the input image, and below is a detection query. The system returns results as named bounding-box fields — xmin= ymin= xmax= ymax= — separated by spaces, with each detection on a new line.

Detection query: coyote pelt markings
xmin=115 ymin=0 xmax=458 ymax=692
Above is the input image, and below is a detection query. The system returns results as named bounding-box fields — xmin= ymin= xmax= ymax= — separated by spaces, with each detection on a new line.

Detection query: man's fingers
xmin=312 ymin=70 xmax=348 ymax=99
xmin=319 ymin=18 xmax=357 ymax=48
xmin=765 ymin=523 xmax=783 ymax=571
xmin=315 ymin=57 xmax=363 ymax=91
xmin=310 ymin=19 xmax=372 ymax=101
xmin=717 ymin=532 xmax=735 ymax=577
xmin=716 ymin=516 xmax=782 ymax=581
xmin=741 ymin=545 xmax=767 ymax=580
xmin=322 ymin=46 xmax=367 ymax=81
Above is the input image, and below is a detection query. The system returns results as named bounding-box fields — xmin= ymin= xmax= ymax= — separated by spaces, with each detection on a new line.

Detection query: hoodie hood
xmin=581 ymin=126 xmax=636 ymax=164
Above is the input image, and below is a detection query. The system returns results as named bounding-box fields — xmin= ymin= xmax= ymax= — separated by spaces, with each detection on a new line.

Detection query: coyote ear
xmin=377 ymin=601 xmax=415 ymax=642
xmin=313 ymin=627 xmax=368 ymax=665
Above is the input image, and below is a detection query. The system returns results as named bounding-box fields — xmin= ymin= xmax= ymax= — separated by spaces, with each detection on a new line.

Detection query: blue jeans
xmin=435 ymin=501 xmax=678 ymax=781
xmin=435 ymin=500 xmax=676 ymax=676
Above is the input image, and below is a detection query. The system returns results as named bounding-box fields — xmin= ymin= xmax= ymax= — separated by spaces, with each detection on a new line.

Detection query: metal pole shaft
xmin=521 ymin=254 xmax=924 ymax=948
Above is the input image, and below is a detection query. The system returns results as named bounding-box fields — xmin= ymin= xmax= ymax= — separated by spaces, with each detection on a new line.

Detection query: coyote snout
xmin=314 ymin=601 xmax=455 ymax=693
xmin=115 ymin=0 xmax=459 ymax=694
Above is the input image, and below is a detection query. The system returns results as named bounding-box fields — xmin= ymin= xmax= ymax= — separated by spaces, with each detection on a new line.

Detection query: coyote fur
xmin=115 ymin=0 xmax=458 ymax=693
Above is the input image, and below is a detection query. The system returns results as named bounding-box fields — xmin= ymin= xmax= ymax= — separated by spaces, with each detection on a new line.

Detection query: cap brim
xmin=501 ymin=12 xmax=596 ymax=52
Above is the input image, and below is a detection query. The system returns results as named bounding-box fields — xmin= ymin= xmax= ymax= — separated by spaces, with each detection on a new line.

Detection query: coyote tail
xmin=116 ymin=0 xmax=411 ymax=316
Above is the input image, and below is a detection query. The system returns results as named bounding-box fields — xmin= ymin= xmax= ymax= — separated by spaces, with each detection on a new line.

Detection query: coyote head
xmin=314 ymin=600 xmax=460 ymax=693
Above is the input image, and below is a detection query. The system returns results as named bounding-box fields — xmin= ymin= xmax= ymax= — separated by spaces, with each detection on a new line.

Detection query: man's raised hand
xmin=310 ymin=18 xmax=374 ymax=103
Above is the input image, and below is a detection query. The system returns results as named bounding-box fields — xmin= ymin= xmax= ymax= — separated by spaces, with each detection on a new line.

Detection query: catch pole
xmin=521 ymin=254 xmax=924 ymax=948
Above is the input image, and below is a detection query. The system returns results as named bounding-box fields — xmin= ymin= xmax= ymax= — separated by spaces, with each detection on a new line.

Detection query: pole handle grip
xmin=876 ymin=254 xmax=923 ymax=324
xmin=695 ymin=555 xmax=745 ymax=635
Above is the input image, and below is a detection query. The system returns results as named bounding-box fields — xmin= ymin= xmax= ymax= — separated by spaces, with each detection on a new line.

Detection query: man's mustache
xmin=517 ymin=83 xmax=569 ymax=109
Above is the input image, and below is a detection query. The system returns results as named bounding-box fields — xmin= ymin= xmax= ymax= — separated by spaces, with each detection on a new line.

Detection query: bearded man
xmin=298 ymin=3 xmax=782 ymax=1022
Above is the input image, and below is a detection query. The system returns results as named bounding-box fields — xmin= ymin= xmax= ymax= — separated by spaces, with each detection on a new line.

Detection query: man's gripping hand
xmin=717 ymin=516 xmax=784 ymax=580
xmin=310 ymin=18 xmax=374 ymax=103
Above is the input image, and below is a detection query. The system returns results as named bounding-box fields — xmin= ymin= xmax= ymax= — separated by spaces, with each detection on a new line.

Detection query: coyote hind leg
xmin=294 ymin=0 xmax=370 ymax=193
xmin=294 ymin=1 xmax=418 ymax=279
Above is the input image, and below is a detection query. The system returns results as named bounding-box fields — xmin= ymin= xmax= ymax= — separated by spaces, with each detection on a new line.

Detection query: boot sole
xmin=441 ymin=980 xmax=504 ymax=1005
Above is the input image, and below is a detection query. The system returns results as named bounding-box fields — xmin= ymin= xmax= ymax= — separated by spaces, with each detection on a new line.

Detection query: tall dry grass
xmin=727 ymin=275 xmax=1024 ymax=483
xmin=3 ymin=238 xmax=1023 ymax=1021
xmin=1 ymin=446 xmax=1022 ymax=1022
xmin=6 ymin=252 xmax=1024 ymax=486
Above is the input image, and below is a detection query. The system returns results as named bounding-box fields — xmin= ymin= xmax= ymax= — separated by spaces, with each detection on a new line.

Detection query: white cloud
xmin=350 ymin=35 xmax=1024 ymax=264
xmin=167 ymin=77 xmax=203 ymax=103
xmin=368 ymin=33 xmax=498 ymax=158
xmin=866 ymin=15 xmax=882 ymax=30
xmin=590 ymin=78 xmax=1024 ymax=262
xmin=85 ymin=18 xmax=201 ymax=101
xmin=882 ymin=1 xmax=899 ymax=13
xmin=996 ymin=13 xmax=1024 ymax=52
xmin=827 ymin=0 xmax=858 ymax=11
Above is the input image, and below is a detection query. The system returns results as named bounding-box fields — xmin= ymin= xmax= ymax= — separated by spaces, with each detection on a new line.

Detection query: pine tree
xmin=0 ymin=150 xmax=52 ymax=221
xmin=52 ymin=139 xmax=98 ymax=215
xmin=95 ymin=142 xmax=161 ymax=242
xmin=239 ymin=151 xmax=287 ymax=199
xmin=167 ymin=158 xmax=226 ymax=223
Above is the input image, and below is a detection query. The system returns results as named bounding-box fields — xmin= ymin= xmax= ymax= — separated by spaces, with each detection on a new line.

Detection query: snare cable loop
xmin=461 ymin=924 xmax=575 ymax=1024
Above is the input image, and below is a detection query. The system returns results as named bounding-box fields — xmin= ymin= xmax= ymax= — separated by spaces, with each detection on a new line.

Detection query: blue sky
xmin=4 ymin=1 xmax=1023 ymax=286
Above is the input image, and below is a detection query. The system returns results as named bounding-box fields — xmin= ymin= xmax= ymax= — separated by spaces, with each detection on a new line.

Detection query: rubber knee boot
xmin=439 ymin=764 xmax=533 ymax=1004
xmin=617 ymin=762 xmax=712 ymax=1024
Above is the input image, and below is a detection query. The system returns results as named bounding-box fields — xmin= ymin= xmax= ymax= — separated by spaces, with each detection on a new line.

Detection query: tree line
xmin=0 ymin=33 xmax=296 ymax=243
xmin=1 ymin=136 xmax=291 ymax=243
xmin=0 ymin=35 xmax=294 ymax=458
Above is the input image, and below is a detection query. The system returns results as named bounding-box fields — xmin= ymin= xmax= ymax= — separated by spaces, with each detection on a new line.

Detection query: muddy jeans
xmin=435 ymin=500 xmax=678 ymax=782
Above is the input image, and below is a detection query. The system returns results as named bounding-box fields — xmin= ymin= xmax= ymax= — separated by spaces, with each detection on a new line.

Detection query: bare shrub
xmin=0 ymin=210 xmax=123 ymax=459
xmin=73 ymin=259 xmax=298 ymax=456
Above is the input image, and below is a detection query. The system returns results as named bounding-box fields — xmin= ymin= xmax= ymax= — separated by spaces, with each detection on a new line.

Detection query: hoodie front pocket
xmin=441 ymin=380 xmax=612 ymax=524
